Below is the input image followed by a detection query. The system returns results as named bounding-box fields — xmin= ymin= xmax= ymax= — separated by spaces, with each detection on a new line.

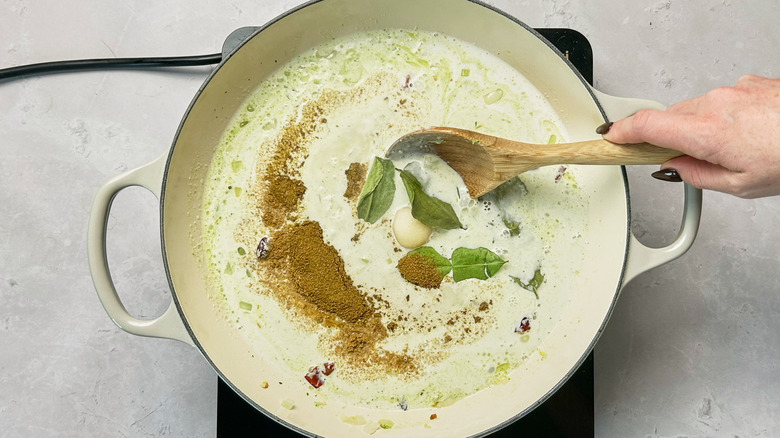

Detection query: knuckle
xmin=724 ymin=178 xmax=744 ymax=197
xmin=629 ymin=109 xmax=655 ymax=135
xmin=710 ymin=173 xmax=750 ymax=198
xmin=704 ymin=85 xmax=736 ymax=102
xmin=736 ymin=74 xmax=761 ymax=86
xmin=684 ymin=167 xmax=708 ymax=190
xmin=728 ymin=175 xmax=758 ymax=199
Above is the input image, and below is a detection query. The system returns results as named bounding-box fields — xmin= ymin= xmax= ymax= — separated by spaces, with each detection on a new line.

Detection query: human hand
xmin=600 ymin=75 xmax=780 ymax=198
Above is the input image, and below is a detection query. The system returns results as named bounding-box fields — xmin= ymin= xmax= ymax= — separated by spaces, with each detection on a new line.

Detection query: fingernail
xmin=595 ymin=121 xmax=613 ymax=135
xmin=651 ymin=169 xmax=682 ymax=182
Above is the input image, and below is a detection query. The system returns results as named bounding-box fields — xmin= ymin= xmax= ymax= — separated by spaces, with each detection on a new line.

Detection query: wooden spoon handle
xmin=495 ymin=138 xmax=683 ymax=167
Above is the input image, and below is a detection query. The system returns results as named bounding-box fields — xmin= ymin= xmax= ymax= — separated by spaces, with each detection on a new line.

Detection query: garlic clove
xmin=392 ymin=206 xmax=433 ymax=249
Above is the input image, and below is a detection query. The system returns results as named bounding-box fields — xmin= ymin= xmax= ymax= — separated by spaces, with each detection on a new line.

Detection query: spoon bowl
xmin=386 ymin=127 xmax=684 ymax=197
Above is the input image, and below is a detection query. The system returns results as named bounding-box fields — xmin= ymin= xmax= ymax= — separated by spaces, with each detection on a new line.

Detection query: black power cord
xmin=0 ymin=53 xmax=223 ymax=82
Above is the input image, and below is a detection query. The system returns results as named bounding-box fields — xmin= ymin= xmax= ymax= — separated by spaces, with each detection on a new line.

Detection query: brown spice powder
xmin=259 ymin=221 xmax=418 ymax=376
xmin=240 ymin=73 xmax=425 ymax=378
xmin=265 ymin=221 xmax=374 ymax=324
xmin=262 ymin=172 xmax=306 ymax=229
xmin=257 ymin=87 xmax=365 ymax=229
xmin=397 ymin=253 xmax=443 ymax=289
xmin=343 ymin=162 xmax=367 ymax=201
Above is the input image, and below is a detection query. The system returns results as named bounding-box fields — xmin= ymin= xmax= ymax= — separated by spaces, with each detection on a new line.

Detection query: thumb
xmin=664 ymin=155 xmax=737 ymax=194
xmin=603 ymin=109 xmax=698 ymax=152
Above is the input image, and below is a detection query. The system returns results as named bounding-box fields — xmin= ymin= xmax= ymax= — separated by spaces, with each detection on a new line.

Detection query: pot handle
xmin=622 ymin=183 xmax=702 ymax=285
xmin=591 ymin=88 xmax=703 ymax=287
xmin=87 ymin=154 xmax=194 ymax=346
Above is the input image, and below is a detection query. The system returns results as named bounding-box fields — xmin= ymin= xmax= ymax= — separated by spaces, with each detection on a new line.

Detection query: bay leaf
xmin=451 ymin=247 xmax=507 ymax=282
xmin=356 ymin=157 xmax=396 ymax=223
xmin=408 ymin=246 xmax=452 ymax=278
xmin=399 ymin=170 xmax=463 ymax=230
xmin=398 ymin=168 xmax=421 ymax=202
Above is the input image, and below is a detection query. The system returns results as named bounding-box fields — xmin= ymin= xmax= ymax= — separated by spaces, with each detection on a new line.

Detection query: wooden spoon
xmin=385 ymin=126 xmax=683 ymax=198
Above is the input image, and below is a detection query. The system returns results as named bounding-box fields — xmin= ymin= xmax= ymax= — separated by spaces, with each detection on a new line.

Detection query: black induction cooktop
xmin=216 ymin=28 xmax=595 ymax=438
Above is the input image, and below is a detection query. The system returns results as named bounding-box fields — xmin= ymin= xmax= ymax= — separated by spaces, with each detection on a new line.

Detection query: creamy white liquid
xmin=202 ymin=29 xmax=590 ymax=410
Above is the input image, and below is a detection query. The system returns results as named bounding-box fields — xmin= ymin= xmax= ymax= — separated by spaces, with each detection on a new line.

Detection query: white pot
xmin=88 ymin=0 xmax=701 ymax=436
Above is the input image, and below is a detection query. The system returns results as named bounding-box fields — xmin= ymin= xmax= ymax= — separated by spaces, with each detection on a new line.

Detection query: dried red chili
xmin=554 ymin=166 xmax=567 ymax=183
xmin=304 ymin=366 xmax=323 ymax=388
xmin=322 ymin=361 xmax=335 ymax=376
xmin=303 ymin=361 xmax=336 ymax=388
xmin=514 ymin=316 xmax=531 ymax=333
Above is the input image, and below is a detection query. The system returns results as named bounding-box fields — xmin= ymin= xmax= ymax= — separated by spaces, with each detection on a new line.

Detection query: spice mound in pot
xmin=397 ymin=252 xmax=442 ymax=289
xmin=264 ymin=221 xmax=375 ymax=324
xmin=260 ymin=220 xmax=416 ymax=374
xmin=202 ymin=28 xmax=591 ymax=410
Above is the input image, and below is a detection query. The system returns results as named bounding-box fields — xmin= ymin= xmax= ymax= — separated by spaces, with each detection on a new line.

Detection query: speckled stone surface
xmin=1 ymin=1 xmax=778 ymax=437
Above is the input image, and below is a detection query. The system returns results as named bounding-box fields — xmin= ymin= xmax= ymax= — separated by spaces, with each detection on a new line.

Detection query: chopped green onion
xmin=238 ymin=301 xmax=252 ymax=310
xmin=484 ymin=88 xmax=503 ymax=105
xmin=340 ymin=415 xmax=367 ymax=425
xmin=378 ymin=419 xmax=394 ymax=429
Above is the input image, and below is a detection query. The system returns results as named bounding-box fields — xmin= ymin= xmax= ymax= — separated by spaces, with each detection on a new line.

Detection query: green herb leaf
xmin=451 ymin=247 xmax=507 ymax=282
xmin=399 ymin=170 xmax=463 ymax=230
xmin=408 ymin=246 xmax=452 ymax=278
xmin=398 ymin=169 xmax=421 ymax=202
xmin=356 ymin=157 xmax=396 ymax=223
xmin=511 ymin=268 xmax=545 ymax=299
xmin=502 ymin=218 xmax=521 ymax=237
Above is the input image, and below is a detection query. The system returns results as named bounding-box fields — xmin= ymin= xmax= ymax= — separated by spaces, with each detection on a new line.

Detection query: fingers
xmin=736 ymin=74 xmax=776 ymax=87
xmin=736 ymin=74 xmax=762 ymax=86
xmin=602 ymin=109 xmax=705 ymax=153
xmin=602 ymin=107 xmax=723 ymax=162
xmin=664 ymin=155 xmax=744 ymax=196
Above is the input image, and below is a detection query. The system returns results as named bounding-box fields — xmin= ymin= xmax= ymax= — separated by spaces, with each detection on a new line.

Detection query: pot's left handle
xmin=87 ymin=154 xmax=194 ymax=346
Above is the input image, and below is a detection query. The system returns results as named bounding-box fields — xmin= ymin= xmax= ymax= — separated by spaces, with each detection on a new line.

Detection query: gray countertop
xmin=1 ymin=1 xmax=778 ymax=437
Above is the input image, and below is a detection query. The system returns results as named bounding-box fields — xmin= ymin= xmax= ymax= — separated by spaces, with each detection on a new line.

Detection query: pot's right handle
xmin=87 ymin=154 xmax=194 ymax=346
xmin=591 ymin=88 xmax=703 ymax=287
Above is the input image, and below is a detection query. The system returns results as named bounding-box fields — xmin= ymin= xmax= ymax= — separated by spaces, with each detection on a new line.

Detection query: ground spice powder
xmin=397 ymin=253 xmax=443 ymax=289
xmin=343 ymin=162 xmax=367 ymax=201
xmin=266 ymin=221 xmax=374 ymax=324
xmin=259 ymin=220 xmax=417 ymax=375
xmin=239 ymin=74 xmax=425 ymax=378
xmin=262 ymin=173 xmax=306 ymax=229
xmin=257 ymin=88 xmax=350 ymax=229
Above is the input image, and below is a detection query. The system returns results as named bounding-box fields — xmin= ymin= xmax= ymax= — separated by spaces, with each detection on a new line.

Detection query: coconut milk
xmin=201 ymin=29 xmax=590 ymax=410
